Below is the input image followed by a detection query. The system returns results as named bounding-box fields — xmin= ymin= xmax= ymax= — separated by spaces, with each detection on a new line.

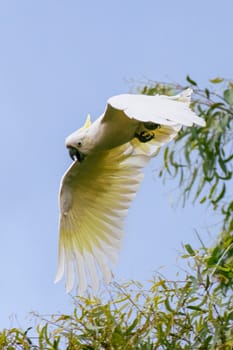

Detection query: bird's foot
xmin=143 ymin=122 xmax=161 ymax=130
xmin=135 ymin=131 xmax=154 ymax=143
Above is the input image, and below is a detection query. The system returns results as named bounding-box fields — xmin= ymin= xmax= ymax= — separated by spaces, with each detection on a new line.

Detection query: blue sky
xmin=0 ymin=0 xmax=232 ymax=329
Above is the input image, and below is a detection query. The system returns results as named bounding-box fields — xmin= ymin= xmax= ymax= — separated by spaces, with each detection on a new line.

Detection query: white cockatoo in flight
xmin=55 ymin=88 xmax=205 ymax=294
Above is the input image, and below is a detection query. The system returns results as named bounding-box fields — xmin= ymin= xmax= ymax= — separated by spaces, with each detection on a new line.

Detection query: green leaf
xmin=223 ymin=88 xmax=233 ymax=106
xmin=186 ymin=305 xmax=207 ymax=313
xmin=184 ymin=244 xmax=195 ymax=256
xmin=223 ymin=153 xmax=233 ymax=163
xmin=186 ymin=75 xmax=197 ymax=86
xmin=125 ymin=318 xmax=138 ymax=335
xmin=209 ymin=77 xmax=223 ymax=84
xmin=193 ymin=177 xmax=205 ymax=203
xmin=205 ymin=88 xmax=210 ymax=99
xmin=211 ymin=183 xmax=226 ymax=204
xmin=200 ymin=196 xmax=206 ymax=204
xmin=218 ymin=155 xmax=227 ymax=174
xmin=227 ymin=311 xmax=233 ymax=321
xmin=163 ymin=146 xmax=171 ymax=174
xmin=185 ymin=167 xmax=198 ymax=193
xmin=164 ymin=298 xmax=174 ymax=312
xmin=207 ymin=102 xmax=225 ymax=112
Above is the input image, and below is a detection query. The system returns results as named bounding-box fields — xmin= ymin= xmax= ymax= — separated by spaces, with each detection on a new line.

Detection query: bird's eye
xmin=77 ymin=142 xmax=82 ymax=147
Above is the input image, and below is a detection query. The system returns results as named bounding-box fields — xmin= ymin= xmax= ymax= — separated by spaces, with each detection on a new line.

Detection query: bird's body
xmin=83 ymin=109 xmax=139 ymax=152
xmin=55 ymin=89 xmax=205 ymax=294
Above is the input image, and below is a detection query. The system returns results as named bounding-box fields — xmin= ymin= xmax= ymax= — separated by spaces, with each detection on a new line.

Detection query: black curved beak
xmin=68 ymin=146 xmax=85 ymax=162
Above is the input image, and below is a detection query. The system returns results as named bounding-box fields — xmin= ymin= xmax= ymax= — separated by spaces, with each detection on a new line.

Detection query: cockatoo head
xmin=65 ymin=114 xmax=91 ymax=162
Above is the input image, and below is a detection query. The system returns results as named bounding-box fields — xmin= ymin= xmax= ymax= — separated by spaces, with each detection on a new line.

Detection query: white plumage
xmin=55 ymin=89 xmax=205 ymax=294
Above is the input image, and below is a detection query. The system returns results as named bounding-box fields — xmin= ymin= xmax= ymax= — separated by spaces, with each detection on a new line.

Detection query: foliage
xmin=1 ymin=77 xmax=233 ymax=349
xmin=141 ymin=77 xmax=233 ymax=212
xmin=140 ymin=77 xmax=233 ymax=291
xmin=1 ymin=246 xmax=233 ymax=349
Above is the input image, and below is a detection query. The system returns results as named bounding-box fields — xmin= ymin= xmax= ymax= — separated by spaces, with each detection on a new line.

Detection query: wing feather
xmin=92 ymin=248 xmax=113 ymax=284
xmin=108 ymin=89 xmax=205 ymax=127
xmin=83 ymin=251 xmax=100 ymax=294
xmin=55 ymin=143 xmax=150 ymax=294
xmin=74 ymin=250 xmax=87 ymax=294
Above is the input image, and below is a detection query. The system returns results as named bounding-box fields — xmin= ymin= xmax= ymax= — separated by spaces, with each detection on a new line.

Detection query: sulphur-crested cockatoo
xmin=55 ymin=89 xmax=205 ymax=294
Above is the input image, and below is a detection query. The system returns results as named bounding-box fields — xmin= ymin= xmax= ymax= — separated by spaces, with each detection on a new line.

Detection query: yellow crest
xmin=82 ymin=114 xmax=92 ymax=129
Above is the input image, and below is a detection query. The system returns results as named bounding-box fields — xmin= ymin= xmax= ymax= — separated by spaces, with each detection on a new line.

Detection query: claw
xmin=135 ymin=131 xmax=154 ymax=143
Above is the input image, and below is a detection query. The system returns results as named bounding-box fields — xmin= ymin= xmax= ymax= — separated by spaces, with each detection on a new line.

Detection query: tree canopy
xmin=1 ymin=77 xmax=233 ymax=349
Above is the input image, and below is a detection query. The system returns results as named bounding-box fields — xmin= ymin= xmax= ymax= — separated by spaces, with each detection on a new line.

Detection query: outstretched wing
xmin=107 ymin=88 xmax=205 ymax=127
xmin=55 ymin=143 xmax=150 ymax=294
xmin=104 ymin=89 xmax=205 ymax=157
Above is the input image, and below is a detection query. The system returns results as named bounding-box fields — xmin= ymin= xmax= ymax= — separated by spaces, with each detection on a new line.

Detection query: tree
xmin=140 ymin=76 xmax=233 ymax=292
xmin=1 ymin=77 xmax=232 ymax=349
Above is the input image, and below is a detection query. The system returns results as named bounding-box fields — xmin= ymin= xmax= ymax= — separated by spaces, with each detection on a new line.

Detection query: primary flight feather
xmin=55 ymin=88 xmax=205 ymax=294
